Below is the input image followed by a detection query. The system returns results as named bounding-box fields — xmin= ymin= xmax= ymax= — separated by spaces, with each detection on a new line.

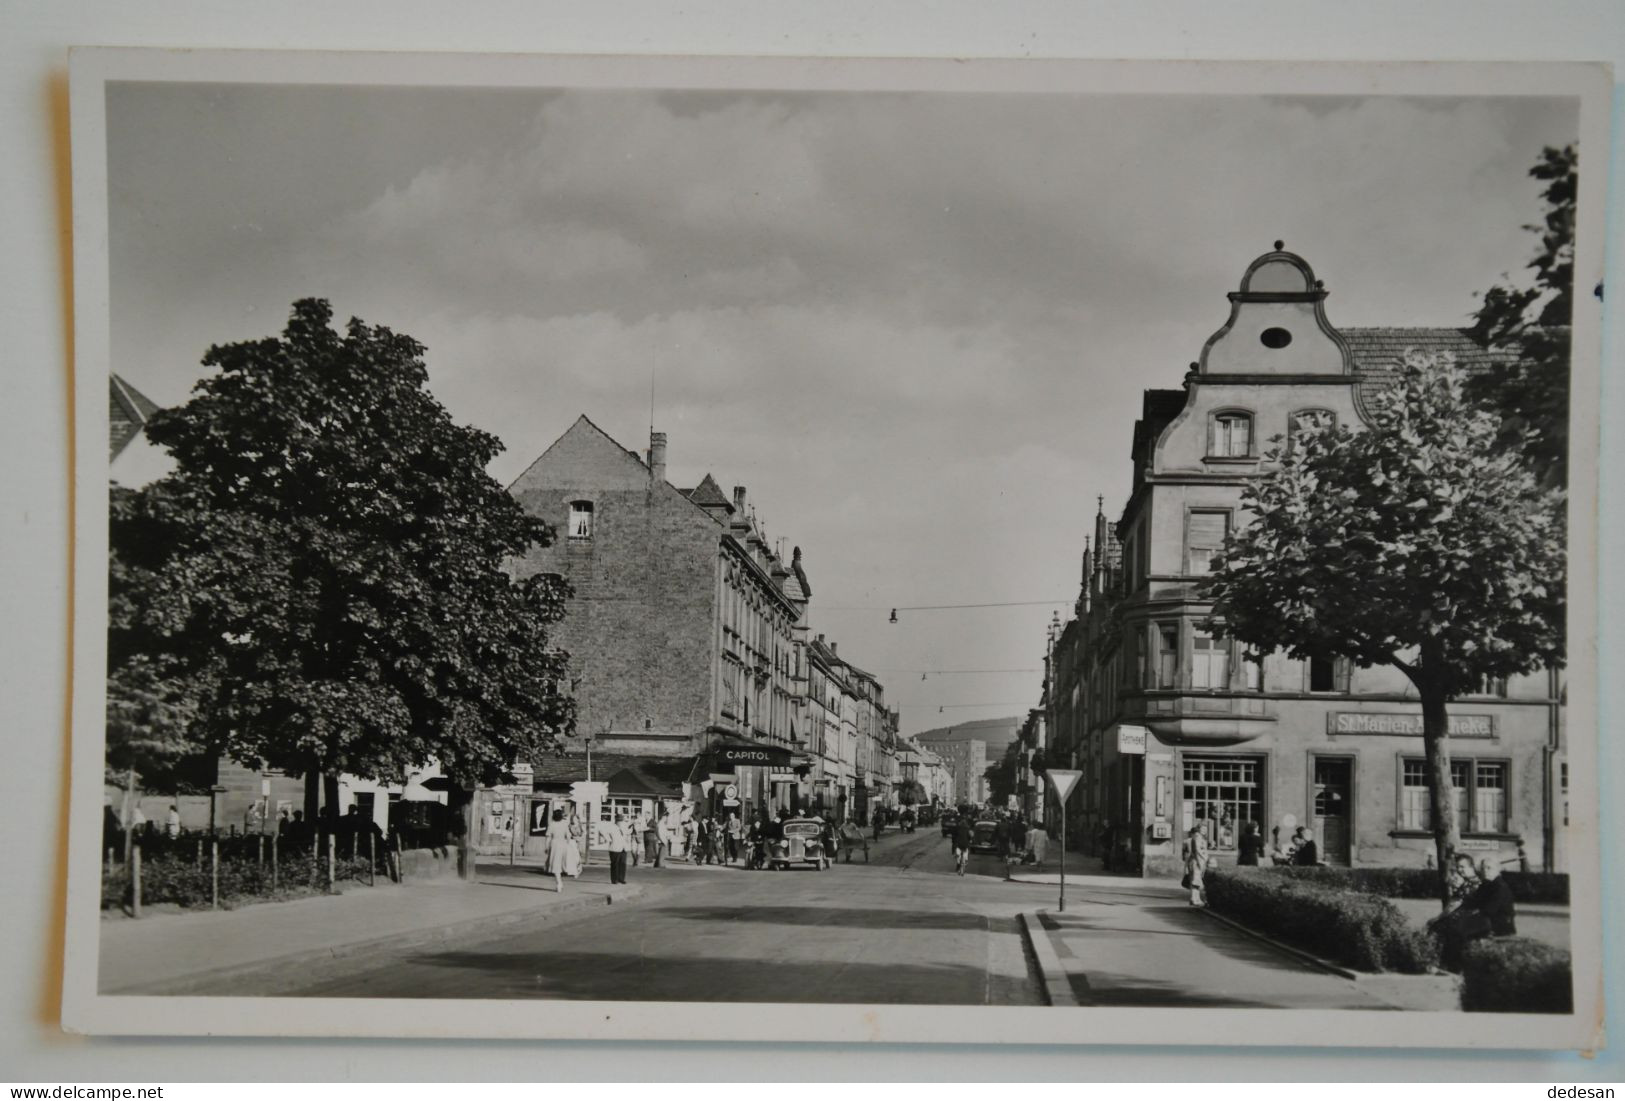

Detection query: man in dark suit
xmin=1291 ymin=826 xmax=1320 ymax=866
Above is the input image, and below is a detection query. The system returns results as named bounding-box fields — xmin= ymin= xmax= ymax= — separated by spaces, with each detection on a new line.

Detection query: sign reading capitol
xmin=1327 ymin=712 xmax=1495 ymax=738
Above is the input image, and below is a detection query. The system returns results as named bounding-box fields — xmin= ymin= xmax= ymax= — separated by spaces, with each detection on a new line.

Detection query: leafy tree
xmin=1204 ymin=353 xmax=1565 ymax=903
xmin=983 ymin=740 xmax=1022 ymax=806
xmin=1467 ymin=144 xmax=1577 ymax=486
xmin=109 ymin=300 xmax=576 ymax=821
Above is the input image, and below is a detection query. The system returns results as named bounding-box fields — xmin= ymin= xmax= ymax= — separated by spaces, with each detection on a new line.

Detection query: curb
xmin=1020 ymin=910 xmax=1080 ymax=1008
xmin=106 ymin=884 xmax=649 ymax=996
xmin=1195 ymin=906 xmax=1361 ymax=980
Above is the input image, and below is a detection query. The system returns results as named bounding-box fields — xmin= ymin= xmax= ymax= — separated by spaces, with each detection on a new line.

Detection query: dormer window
xmin=1208 ymin=411 xmax=1253 ymax=458
xmin=567 ymin=500 xmax=594 ymax=539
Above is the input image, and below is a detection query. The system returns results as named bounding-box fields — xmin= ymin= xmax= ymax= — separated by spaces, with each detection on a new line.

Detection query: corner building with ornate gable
xmin=1046 ymin=247 xmax=1567 ymax=877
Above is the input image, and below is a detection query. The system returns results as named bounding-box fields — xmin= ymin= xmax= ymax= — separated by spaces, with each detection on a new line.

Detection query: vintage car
xmin=939 ymin=810 xmax=959 ymax=837
xmin=767 ymin=817 xmax=830 ymax=870
xmin=970 ymin=819 xmax=1001 ymax=854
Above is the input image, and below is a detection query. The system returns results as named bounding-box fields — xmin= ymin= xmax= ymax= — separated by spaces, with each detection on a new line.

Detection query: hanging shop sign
xmin=1117 ymin=725 xmax=1149 ymax=755
xmin=714 ymin=744 xmax=794 ymax=769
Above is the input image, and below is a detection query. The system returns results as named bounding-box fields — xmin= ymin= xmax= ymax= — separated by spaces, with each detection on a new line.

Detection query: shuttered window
xmin=1186 ymin=510 xmax=1230 ymax=575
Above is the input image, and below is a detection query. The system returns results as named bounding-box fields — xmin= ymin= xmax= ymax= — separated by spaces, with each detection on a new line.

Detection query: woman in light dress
xmin=564 ymin=810 xmax=584 ymax=878
xmin=1027 ymin=822 xmax=1049 ymax=871
xmin=1183 ymin=824 xmax=1210 ymax=907
xmin=543 ymin=808 xmax=575 ymax=892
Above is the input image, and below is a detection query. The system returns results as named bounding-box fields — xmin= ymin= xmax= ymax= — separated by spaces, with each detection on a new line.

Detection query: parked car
xmin=767 ymin=817 xmax=829 ymax=870
xmin=940 ymin=811 xmax=959 ymax=837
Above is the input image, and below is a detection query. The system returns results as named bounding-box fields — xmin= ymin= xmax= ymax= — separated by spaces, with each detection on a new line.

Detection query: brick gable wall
xmin=509 ymin=419 xmax=721 ymax=753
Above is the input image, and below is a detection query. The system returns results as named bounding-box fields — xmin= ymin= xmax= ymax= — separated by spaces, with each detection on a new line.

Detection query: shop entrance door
xmin=1312 ymin=757 xmax=1353 ymax=865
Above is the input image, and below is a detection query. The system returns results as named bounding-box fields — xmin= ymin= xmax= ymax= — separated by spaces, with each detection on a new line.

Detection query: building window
xmin=1289 ymin=408 xmax=1337 ymax=444
xmin=567 ymin=500 xmax=594 ymax=539
xmin=1473 ymin=762 xmax=1508 ymax=834
xmin=1182 ymin=756 xmax=1262 ymax=851
xmin=1208 ymin=412 xmax=1253 ymax=458
xmin=1186 ymin=510 xmax=1231 ymax=576
xmin=1471 ymin=674 xmax=1509 ymax=697
xmin=1155 ymin=624 xmax=1179 ymax=688
xmin=1400 ymin=758 xmax=1507 ymax=834
xmin=1243 ymin=651 xmax=1264 ymax=692
xmin=1191 ymin=628 xmax=1230 ymax=690
xmin=599 ymin=797 xmax=646 ymax=824
xmin=1308 ymin=655 xmax=1351 ymax=693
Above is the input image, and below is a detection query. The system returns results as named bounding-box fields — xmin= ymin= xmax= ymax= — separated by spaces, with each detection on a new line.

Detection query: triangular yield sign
xmin=1045 ymin=768 xmax=1082 ymax=802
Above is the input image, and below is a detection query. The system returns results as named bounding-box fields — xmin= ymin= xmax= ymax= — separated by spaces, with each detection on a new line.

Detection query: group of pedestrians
xmin=946 ymin=809 xmax=1048 ymax=877
xmin=1429 ymin=853 xmax=1518 ymax=966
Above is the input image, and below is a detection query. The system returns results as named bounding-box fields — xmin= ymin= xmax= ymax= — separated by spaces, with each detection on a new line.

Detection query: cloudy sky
xmin=105 ymin=82 xmax=1575 ymax=736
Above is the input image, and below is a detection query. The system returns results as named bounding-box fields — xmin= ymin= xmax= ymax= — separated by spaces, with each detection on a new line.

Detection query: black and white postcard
xmin=63 ymin=49 xmax=1609 ymax=1049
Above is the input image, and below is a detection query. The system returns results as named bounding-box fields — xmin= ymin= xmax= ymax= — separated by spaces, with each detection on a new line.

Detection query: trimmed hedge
xmin=102 ymin=851 xmax=378 ymax=911
xmin=1459 ymin=937 xmax=1573 ymax=1013
xmin=1259 ymin=864 xmax=1568 ymax=905
xmin=1204 ymin=866 xmax=1438 ymax=974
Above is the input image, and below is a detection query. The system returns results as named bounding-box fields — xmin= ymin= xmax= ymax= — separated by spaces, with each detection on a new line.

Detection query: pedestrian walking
xmin=726 ymin=812 xmax=743 ymax=864
xmin=606 ymin=813 xmax=631 ymax=885
xmin=1182 ymin=824 xmax=1209 ymax=906
xmin=542 ymin=808 xmax=573 ymax=892
xmin=952 ymin=815 xmax=974 ymax=876
xmin=565 ymin=811 xmax=585 ymax=877
xmin=683 ymin=816 xmax=700 ymax=863
xmin=1027 ymin=821 xmax=1049 ymax=871
xmin=643 ymin=813 xmax=661 ymax=867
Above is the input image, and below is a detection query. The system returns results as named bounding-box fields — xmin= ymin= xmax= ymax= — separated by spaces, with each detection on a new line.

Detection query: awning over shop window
xmin=530 ymin=752 xmax=693 ymax=799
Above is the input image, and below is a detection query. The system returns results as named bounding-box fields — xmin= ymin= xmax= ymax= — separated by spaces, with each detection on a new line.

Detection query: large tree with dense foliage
xmin=108 ymin=300 xmax=575 ymax=816
xmin=1204 ymin=354 xmax=1565 ymax=902
xmin=1467 ymin=143 xmax=1577 ymax=487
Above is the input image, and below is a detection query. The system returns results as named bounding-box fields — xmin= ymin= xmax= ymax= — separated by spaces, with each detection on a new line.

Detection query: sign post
xmin=1045 ymin=769 xmax=1082 ymax=913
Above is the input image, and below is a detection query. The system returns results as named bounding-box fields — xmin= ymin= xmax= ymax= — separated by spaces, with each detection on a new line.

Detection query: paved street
xmin=224 ymin=828 xmax=1390 ymax=1010
xmin=286 ymin=828 xmax=1046 ymax=1004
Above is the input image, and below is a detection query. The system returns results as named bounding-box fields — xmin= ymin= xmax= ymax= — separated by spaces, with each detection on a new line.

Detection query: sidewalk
xmin=98 ymin=862 xmax=645 ymax=996
xmin=1021 ymin=881 xmax=1398 ymax=1011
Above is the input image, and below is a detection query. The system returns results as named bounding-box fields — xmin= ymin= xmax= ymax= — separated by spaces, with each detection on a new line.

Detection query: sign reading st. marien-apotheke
xmin=1328 ymin=713 xmax=1495 ymax=738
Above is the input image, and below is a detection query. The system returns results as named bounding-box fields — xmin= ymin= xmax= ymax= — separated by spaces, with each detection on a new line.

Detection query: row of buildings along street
xmin=1017 ymin=246 xmax=1569 ymax=877
xmin=108 ymin=395 xmax=960 ymax=855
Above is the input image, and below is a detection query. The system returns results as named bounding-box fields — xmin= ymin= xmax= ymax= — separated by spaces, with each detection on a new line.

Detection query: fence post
xmin=392 ymin=830 xmax=403 ymax=883
xmin=326 ymin=831 xmax=336 ymax=893
xmin=258 ymin=834 xmax=264 ymax=867
xmin=211 ymin=838 xmax=219 ymax=910
xmin=131 ymin=844 xmax=143 ymax=919
xmin=271 ymin=832 xmax=279 ymax=893
xmin=368 ymin=830 xmax=376 ymax=887
xmin=196 ymin=838 xmax=202 ymax=867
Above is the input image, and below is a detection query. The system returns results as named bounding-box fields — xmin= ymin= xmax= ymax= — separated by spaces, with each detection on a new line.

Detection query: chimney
xmin=830 ymin=642 xmax=838 ymax=656
xmin=733 ymin=485 xmax=747 ymax=512
xmin=649 ymin=431 xmax=667 ymax=484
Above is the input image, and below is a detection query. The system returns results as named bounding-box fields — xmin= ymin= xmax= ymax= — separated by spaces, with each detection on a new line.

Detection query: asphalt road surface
xmin=287 ymin=826 xmax=1048 ymax=1004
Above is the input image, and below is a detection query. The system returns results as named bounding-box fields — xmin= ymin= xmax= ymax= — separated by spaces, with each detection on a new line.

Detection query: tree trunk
xmin=323 ymin=772 xmax=341 ymax=819
xmin=303 ymin=768 xmax=320 ymax=826
xmin=121 ymin=766 xmax=136 ymax=864
xmin=1420 ymin=683 xmax=1462 ymax=908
